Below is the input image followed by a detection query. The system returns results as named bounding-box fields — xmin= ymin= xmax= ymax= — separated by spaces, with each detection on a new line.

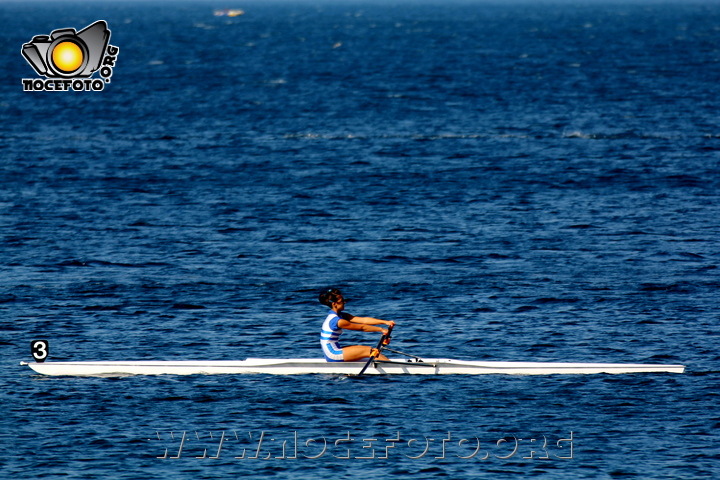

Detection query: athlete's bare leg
xmin=342 ymin=345 xmax=388 ymax=362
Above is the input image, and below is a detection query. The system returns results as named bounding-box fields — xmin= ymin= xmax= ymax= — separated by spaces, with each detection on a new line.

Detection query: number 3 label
xmin=31 ymin=340 xmax=49 ymax=362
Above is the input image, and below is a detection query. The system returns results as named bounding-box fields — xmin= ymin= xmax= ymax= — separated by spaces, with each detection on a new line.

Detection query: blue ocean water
xmin=1 ymin=0 xmax=719 ymax=478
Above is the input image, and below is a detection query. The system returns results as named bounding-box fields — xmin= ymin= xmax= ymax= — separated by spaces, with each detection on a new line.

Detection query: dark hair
xmin=319 ymin=288 xmax=342 ymax=307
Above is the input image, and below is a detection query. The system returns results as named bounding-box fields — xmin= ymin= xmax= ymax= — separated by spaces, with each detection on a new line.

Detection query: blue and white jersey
xmin=320 ymin=310 xmax=348 ymax=362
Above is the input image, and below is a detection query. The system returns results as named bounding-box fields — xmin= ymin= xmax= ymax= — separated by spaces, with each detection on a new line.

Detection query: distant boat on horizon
xmin=214 ymin=9 xmax=244 ymax=17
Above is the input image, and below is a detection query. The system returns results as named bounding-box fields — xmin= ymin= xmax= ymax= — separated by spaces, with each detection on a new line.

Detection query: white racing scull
xmin=20 ymin=358 xmax=685 ymax=376
xmin=21 ymin=339 xmax=685 ymax=376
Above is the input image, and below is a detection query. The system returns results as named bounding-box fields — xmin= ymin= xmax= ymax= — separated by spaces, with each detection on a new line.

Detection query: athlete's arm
xmin=337 ymin=318 xmax=389 ymax=333
xmin=353 ymin=317 xmax=394 ymax=326
xmin=342 ymin=313 xmax=394 ymax=326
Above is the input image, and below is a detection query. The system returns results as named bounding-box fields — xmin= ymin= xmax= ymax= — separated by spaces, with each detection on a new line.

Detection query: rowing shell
xmin=20 ymin=358 xmax=686 ymax=376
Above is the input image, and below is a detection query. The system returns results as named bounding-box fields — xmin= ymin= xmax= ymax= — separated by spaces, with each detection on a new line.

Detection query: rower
xmin=318 ymin=288 xmax=395 ymax=362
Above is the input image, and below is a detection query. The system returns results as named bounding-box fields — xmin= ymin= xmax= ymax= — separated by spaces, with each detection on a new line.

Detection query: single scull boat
xmin=20 ymin=358 xmax=685 ymax=376
xmin=21 ymin=338 xmax=685 ymax=376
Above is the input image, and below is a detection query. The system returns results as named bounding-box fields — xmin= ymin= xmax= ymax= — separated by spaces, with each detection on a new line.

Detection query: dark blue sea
xmin=2 ymin=0 xmax=719 ymax=478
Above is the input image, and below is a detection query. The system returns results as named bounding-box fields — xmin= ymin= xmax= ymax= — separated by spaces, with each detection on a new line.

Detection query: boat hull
xmin=21 ymin=358 xmax=686 ymax=376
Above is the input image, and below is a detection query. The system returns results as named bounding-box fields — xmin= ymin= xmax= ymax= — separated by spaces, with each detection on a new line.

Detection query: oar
xmin=383 ymin=347 xmax=425 ymax=362
xmin=357 ymin=324 xmax=394 ymax=376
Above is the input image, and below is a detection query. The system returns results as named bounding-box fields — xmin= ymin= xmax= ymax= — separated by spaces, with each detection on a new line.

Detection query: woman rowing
xmin=319 ymin=288 xmax=395 ymax=362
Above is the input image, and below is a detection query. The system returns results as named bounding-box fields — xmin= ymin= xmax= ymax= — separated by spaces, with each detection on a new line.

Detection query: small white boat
xmin=20 ymin=358 xmax=686 ymax=377
xmin=213 ymin=9 xmax=244 ymax=17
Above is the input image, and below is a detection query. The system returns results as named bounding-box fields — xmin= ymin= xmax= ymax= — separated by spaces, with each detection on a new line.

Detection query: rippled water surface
xmin=1 ymin=1 xmax=719 ymax=478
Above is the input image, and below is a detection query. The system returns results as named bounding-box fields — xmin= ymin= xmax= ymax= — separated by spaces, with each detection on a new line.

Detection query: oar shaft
xmin=383 ymin=347 xmax=425 ymax=362
xmin=357 ymin=324 xmax=393 ymax=376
